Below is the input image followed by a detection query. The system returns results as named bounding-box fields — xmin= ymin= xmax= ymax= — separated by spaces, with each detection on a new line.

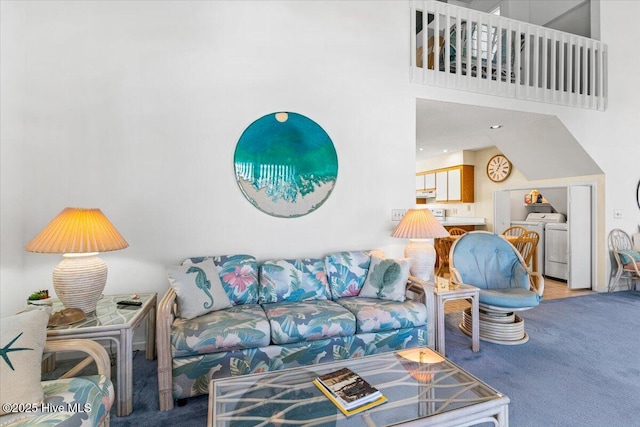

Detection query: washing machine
xmin=545 ymin=222 xmax=569 ymax=280
xmin=511 ymin=212 xmax=566 ymax=276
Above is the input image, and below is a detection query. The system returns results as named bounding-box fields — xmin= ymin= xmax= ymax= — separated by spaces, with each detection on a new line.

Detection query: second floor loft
xmin=410 ymin=0 xmax=607 ymax=111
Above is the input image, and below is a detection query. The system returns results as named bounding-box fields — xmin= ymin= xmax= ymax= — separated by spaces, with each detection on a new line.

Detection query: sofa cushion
xmin=171 ymin=304 xmax=270 ymax=358
xmin=359 ymin=256 xmax=411 ymax=302
xmin=259 ymin=258 xmax=330 ymax=304
xmin=0 ymin=375 xmax=114 ymax=427
xmin=335 ymin=297 xmax=427 ymax=334
xmin=183 ymin=255 xmax=259 ymax=305
xmin=0 ymin=309 xmax=49 ymax=416
xmin=262 ymin=300 xmax=356 ymax=345
xmin=324 ymin=250 xmax=373 ymax=299
xmin=167 ymin=258 xmax=233 ymax=320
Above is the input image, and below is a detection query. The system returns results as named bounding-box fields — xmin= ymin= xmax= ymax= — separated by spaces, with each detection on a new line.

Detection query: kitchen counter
xmin=439 ymin=217 xmax=486 ymax=226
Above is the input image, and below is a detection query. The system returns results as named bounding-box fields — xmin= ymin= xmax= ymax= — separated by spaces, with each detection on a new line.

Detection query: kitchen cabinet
xmin=419 ymin=165 xmax=474 ymax=203
xmin=415 ymin=172 xmax=436 ymax=191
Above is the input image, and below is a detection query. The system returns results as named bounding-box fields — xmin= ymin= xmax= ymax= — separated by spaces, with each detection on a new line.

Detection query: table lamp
xmin=390 ymin=208 xmax=449 ymax=282
xmin=25 ymin=207 xmax=129 ymax=313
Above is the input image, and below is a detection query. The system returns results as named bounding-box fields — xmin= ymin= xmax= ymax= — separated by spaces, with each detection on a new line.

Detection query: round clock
xmin=486 ymin=154 xmax=512 ymax=183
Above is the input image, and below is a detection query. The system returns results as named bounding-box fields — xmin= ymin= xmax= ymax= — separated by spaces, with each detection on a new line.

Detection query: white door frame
xmin=493 ymin=180 xmax=597 ymax=291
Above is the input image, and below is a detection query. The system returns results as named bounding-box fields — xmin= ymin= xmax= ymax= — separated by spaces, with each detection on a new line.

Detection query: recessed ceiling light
xmin=442 ymin=149 xmax=448 ymax=153
xmin=419 ymin=148 xmax=424 ymax=151
xmin=490 ymin=125 xmax=503 ymax=129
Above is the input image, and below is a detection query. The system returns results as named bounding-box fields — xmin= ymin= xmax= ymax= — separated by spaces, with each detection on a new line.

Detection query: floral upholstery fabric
xmin=171 ymin=304 xmax=270 ymax=358
xmin=324 ymin=251 xmax=373 ymax=299
xmin=262 ymin=300 xmax=356 ymax=345
xmin=0 ymin=375 xmax=113 ymax=427
xmin=183 ymin=255 xmax=259 ymax=305
xmin=259 ymin=258 xmax=330 ymax=304
xmin=171 ymin=327 xmax=427 ymax=399
xmin=335 ymin=297 xmax=427 ymax=334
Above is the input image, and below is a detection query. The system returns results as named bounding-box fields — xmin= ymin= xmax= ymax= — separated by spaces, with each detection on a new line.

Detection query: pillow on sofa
xmin=0 ymin=309 xmax=49 ymax=415
xmin=166 ymin=258 xmax=232 ymax=320
xmin=359 ymin=255 xmax=412 ymax=302
xmin=324 ymin=250 xmax=374 ymax=299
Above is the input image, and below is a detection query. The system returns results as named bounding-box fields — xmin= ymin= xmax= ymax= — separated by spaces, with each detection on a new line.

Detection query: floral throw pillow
xmin=0 ymin=309 xmax=49 ymax=415
xmin=166 ymin=257 xmax=232 ymax=320
xmin=359 ymin=256 xmax=412 ymax=302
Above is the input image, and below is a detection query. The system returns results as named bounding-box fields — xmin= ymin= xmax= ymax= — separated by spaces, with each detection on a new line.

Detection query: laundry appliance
xmin=510 ymin=212 xmax=566 ymax=276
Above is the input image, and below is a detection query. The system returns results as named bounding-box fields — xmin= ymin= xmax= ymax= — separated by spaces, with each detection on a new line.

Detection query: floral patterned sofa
xmin=156 ymin=250 xmax=435 ymax=411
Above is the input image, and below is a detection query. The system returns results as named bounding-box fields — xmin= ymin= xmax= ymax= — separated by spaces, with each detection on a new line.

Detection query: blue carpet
xmin=111 ymin=291 xmax=640 ymax=426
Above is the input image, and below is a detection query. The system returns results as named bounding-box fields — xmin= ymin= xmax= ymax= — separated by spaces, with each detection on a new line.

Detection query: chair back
xmin=450 ymin=231 xmax=530 ymax=291
xmin=434 ymin=237 xmax=454 ymax=277
xmin=513 ymin=231 xmax=539 ymax=268
xmin=448 ymin=227 xmax=468 ymax=236
xmin=501 ymin=225 xmax=527 ymax=238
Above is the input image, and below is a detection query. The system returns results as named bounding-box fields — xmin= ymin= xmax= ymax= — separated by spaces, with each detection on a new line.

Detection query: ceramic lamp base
xmin=404 ymin=239 xmax=436 ymax=282
xmin=53 ymin=253 xmax=107 ymax=313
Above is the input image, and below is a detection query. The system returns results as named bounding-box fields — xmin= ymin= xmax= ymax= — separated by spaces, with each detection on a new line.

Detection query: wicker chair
xmin=450 ymin=231 xmax=544 ymax=345
xmin=513 ymin=230 xmax=539 ymax=268
xmin=608 ymin=228 xmax=640 ymax=292
xmin=501 ymin=225 xmax=527 ymax=238
xmin=434 ymin=237 xmax=455 ymax=277
xmin=448 ymin=227 xmax=468 ymax=236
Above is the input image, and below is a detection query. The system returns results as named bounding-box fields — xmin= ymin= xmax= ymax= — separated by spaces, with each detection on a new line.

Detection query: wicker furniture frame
xmin=207 ymin=346 xmax=509 ymax=426
xmin=46 ymin=293 xmax=157 ymax=416
xmin=450 ymin=231 xmax=544 ymax=345
xmin=608 ymin=228 xmax=640 ymax=292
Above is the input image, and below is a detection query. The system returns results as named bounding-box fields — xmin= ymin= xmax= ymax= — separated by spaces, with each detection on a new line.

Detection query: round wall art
xmin=234 ymin=112 xmax=338 ymax=218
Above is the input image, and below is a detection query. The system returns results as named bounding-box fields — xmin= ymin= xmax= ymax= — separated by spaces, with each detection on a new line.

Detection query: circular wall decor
xmin=234 ymin=112 xmax=338 ymax=218
xmin=486 ymin=154 xmax=512 ymax=183
xmin=636 ymin=179 xmax=640 ymax=210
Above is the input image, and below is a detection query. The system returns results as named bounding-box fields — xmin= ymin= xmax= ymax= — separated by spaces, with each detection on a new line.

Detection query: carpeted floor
xmin=106 ymin=290 xmax=640 ymax=426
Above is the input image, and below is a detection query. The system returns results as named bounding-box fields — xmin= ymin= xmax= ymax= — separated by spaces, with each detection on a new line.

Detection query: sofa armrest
xmin=43 ymin=339 xmax=111 ymax=380
xmin=405 ymin=276 xmax=436 ymax=350
xmin=157 ymin=287 xmax=177 ymax=411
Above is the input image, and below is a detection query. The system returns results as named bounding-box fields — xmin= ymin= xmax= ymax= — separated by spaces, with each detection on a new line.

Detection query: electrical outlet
xmin=392 ymin=209 xmax=406 ymax=221
xmin=452 ymin=208 xmax=458 ymax=215
xmin=613 ymin=209 xmax=623 ymax=219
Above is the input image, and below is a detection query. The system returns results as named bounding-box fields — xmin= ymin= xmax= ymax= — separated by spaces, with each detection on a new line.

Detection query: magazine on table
xmin=313 ymin=367 xmax=387 ymax=416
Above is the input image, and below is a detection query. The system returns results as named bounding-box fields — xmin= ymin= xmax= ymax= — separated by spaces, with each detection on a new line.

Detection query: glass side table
xmin=433 ymin=284 xmax=479 ymax=356
xmin=47 ymin=293 xmax=157 ymax=416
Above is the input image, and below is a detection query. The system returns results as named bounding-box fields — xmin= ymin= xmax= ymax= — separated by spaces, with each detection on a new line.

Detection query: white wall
xmin=1 ymin=0 xmax=639 ymax=317
xmin=0 ymin=1 xmax=415 ymax=316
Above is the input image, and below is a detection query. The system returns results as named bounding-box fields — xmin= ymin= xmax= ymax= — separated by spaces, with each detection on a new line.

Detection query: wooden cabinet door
xmin=425 ymin=173 xmax=436 ymax=189
xmin=416 ymin=174 xmax=425 ymax=191
xmin=447 ymin=168 xmax=462 ymax=201
xmin=435 ymin=171 xmax=448 ymax=201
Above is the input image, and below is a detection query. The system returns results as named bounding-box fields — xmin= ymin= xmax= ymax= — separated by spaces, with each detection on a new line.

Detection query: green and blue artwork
xmin=234 ymin=112 xmax=338 ymax=218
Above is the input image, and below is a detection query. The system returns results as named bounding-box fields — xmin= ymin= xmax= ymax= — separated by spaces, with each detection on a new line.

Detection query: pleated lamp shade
xmin=391 ymin=209 xmax=449 ymax=282
xmin=25 ymin=208 xmax=129 ymax=313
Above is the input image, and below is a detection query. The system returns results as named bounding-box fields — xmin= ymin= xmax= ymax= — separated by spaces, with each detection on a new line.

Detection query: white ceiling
xmin=415 ymin=99 xmax=603 ymax=180
xmin=416 ymin=99 xmax=548 ymax=162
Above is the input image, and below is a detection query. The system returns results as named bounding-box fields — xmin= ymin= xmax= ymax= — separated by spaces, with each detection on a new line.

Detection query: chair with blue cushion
xmin=608 ymin=228 xmax=640 ymax=292
xmin=449 ymin=231 xmax=544 ymax=345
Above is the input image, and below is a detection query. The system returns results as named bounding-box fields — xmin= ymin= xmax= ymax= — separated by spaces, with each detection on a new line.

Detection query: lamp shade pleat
xmin=390 ymin=209 xmax=449 ymax=239
xmin=25 ymin=208 xmax=129 ymax=253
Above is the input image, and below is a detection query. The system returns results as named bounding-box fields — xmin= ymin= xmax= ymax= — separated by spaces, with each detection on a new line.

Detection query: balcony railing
xmin=410 ymin=0 xmax=607 ymax=111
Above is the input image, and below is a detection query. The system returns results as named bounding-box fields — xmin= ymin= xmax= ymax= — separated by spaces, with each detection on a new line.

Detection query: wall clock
xmin=486 ymin=154 xmax=512 ymax=183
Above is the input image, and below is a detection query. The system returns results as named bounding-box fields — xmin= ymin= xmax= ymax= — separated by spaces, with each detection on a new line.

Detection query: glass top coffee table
xmin=207 ymin=347 xmax=509 ymax=426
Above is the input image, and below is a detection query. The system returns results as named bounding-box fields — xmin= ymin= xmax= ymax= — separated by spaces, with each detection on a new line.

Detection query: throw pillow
xmin=0 ymin=309 xmax=49 ymax=415
xmin=359 ymin=256 xmax=412 ymax=302
xmin=166 ymin=257 xmax=232 ymax=320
